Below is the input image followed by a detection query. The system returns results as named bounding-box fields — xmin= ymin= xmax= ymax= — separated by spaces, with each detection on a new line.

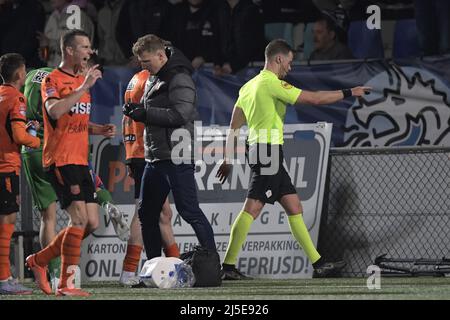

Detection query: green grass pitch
xmin=3 ymin=277 xmax=450 ymax=300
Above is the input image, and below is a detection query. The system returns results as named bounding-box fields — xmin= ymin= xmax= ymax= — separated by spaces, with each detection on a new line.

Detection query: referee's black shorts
xmin=247 ymin=144 xmax=297 ymax=204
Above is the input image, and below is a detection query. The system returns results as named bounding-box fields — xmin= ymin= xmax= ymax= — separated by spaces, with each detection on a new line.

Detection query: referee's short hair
xmin=265 ymin=39 xmax=293 ymax=60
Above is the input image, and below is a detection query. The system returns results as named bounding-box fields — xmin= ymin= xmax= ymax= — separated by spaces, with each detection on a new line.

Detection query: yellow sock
xmin=288 ymin=214 xmax=321 ymax=264
xmin=223 ymin=211 xmax=254 ymax=266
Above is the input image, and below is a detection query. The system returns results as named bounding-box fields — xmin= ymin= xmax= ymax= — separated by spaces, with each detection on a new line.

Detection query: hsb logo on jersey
xmin=342 ymin=65 xmax=450 ymax=147
xmin=70 ymin=102 xmax=91 ymax=115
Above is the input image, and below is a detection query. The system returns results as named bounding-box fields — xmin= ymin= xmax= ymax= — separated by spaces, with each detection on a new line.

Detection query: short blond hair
xmin=132 ymin=34 xmax=167 ymax=56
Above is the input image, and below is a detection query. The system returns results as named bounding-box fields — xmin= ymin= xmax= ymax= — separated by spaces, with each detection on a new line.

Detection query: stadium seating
xmin=264 ymin=22 xmax=294 ymax=47
xmin=393 ymin=19 xmax=421 ymax=58
xmin=347 ymin=20 xmax=384 ymax=59
xmin=302 ymin=22 xmax=315 ymax=60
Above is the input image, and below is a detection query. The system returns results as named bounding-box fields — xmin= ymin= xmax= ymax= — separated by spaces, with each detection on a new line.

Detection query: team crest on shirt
xmin=265 ymin=190 xmax=272 ymax=198
xmin=281 ymin=81 xmax=293 ymax=89
xmin=31 ymin=70 xmax=50 ymax=84
xmin=60 ymin=87 xmax=72 ymax=97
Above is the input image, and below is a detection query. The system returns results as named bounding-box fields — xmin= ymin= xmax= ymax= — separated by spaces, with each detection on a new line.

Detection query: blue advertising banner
xmin=90 ymin=55 xmax=450 ymax=148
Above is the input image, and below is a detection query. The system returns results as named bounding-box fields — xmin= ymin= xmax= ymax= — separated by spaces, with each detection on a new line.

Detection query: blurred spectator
xmin=97 ymin=0 xmax=127 ymax=65
xmin=309 ymin=15 xmax=353 ymax=60
xmin=73 ymin=0 xmax=100 ymax=49
xmin=312 ymin=0 xmax=367 ymax=22
xmin=311 ymin=0 xmax=355 ymax=41
xmin=0 ymin=0 xmax=46 ymax=68
xmin=414 ymin=0 xmax=450 ymax=55
xmin=38 ymin=0 xmax=95 ymax=67
xmin=261 ymin=0 xmax=317 ymax=24
xmin=72 ymin=0 xmax=98 ymax=23
xmin=169 ymin=0 xmax=219 ymax=69
xmin=116 ymin=0 xmax=172 ymax=64
xmin=312 ymin=0 xmax=357 ymax=13
xmin=214 ymin=0 xmax=265 ymax=75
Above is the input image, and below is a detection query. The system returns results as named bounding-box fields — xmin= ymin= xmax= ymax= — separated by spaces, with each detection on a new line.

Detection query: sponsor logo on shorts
xmin=70 ymin=184 xmax=81 ymax=195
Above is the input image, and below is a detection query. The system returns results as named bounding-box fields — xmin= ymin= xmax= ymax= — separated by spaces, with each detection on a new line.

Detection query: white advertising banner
xmin=81 ymin=123 xmax=332 ymax=281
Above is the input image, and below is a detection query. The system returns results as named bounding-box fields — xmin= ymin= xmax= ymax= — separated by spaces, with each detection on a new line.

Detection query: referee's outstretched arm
xmin=297 ymin=86 xmax=371 ymax=105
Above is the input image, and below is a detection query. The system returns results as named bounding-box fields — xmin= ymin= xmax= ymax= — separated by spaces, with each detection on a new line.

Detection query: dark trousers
xmin=138 ymin=160 xmax=216 ymax=259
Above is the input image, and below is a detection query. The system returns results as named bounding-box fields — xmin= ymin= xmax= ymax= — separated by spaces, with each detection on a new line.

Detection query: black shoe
xmin=131 ymin=281 xmax=148 ymax=288
xmin=221 ymin=267 xmax=253 ymax=280
xmin=313 ymin=260 xmax=346 ymax=278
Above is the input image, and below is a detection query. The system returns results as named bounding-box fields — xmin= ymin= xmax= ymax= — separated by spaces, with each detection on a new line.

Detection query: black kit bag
xmin=180 ymin=246 xmax=222 ymax=287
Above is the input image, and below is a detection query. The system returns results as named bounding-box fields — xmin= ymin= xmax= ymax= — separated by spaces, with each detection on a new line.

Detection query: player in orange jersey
xmin=0 ymin=53 xmax=40 ymax=295
xmin=25 ymin=29 xmax=101 ymax=297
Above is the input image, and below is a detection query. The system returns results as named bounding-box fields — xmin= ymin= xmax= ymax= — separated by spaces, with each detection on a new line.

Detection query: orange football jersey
xmin=122 ymin=70 xmax=149 ymax=161
xmin=41 ymin=68 xmax=91 ymax=168
xmin=0 ymin=84 xmax=39 ymax=174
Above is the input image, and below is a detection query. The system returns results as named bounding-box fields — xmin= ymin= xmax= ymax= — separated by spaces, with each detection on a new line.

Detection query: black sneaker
xmin=313 ymin=260 xmax=346 ymax=278
xmin=222 ymin=267 xmax=253 ymax=280
xmin=131 ymin=281 xmax=148 ymax=288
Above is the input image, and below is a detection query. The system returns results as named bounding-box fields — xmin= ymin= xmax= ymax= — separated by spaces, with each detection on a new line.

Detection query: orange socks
xmin=59 ymin=227 xmax=84 ymax=289
xmin=0 ymin=224 xmax=14 ymax=280
xmin=122 ymin=243 xmax=179 ymax=273
xmin=164 ymin=243 xmax=180 ymax=258
xmin=35 ymin=228 xmax=67 ymax=267
xmin=122 ymin=244 xmax=142 ymax=272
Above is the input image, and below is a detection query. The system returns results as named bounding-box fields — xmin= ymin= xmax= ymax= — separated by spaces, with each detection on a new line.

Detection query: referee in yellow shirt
xmin=216 ymin=39 xmax=371 ymax=280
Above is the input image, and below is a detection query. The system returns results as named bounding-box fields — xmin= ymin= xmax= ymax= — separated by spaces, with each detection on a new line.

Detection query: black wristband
xmin=342 ymin=88 xmax=352 ymax=98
